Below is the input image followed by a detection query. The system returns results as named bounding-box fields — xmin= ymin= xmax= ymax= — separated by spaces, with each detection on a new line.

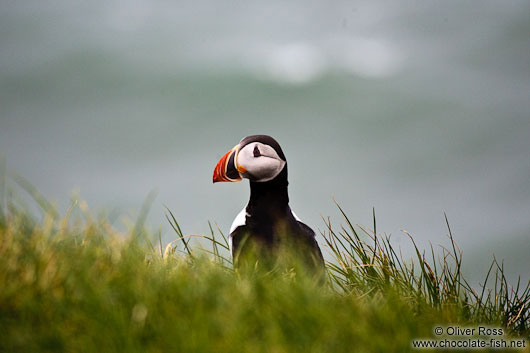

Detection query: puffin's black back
xmin=231 ymin=216 xmax=325 ymax=274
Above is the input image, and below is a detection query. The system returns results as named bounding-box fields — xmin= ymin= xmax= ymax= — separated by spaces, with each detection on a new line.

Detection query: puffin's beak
xmin=213 ymin=145 xmax=242 ymax=183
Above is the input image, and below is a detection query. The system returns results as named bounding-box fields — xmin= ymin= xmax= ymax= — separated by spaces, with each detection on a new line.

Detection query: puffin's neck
xmin=247 ymin=167 xmax=289 ymax=217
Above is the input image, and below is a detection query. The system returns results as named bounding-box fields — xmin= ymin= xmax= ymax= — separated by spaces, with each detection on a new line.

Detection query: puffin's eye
xmin=253 ymin=145 xmax=261 ymax=157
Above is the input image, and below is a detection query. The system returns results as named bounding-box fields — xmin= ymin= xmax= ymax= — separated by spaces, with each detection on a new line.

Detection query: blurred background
xmin=1 ymin=0 xmax=529 ymax=284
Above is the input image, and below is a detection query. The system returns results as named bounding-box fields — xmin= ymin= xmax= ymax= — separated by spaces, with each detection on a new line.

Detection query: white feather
xmin=291 ymin=210 xmax=302 ymax=222
xmin=229 ymin=207 xmax=248 ymax=255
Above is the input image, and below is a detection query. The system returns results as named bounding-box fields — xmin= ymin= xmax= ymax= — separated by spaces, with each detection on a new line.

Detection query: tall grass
xmin=320 ymin=203 xmax=529 ymax=334
xmin=168 ymin=202 xmax=530 ymax=336
xmin=0 ymin=176 xmax=528 ymax=352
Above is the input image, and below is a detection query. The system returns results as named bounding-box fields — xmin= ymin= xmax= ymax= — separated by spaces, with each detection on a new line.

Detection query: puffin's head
xmin=213 ymin=135 xmax=287 ymax=183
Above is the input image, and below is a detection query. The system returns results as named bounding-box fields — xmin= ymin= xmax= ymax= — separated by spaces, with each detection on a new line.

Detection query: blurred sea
xmin=1 ymin=0 xmax=529 ymax=284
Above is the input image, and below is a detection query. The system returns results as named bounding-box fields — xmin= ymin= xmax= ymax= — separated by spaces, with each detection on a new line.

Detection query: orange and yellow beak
xmin=213 ymin=145 xmax=243 ymax=183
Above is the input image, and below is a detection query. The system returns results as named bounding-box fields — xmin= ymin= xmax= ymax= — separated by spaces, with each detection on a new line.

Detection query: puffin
xmin=212 ymin=135 xmax=325 ymax=274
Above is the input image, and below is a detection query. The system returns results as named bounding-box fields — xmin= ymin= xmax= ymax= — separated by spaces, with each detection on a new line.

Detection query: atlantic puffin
xmin=212 ymin=135 xmax=325 ymax=274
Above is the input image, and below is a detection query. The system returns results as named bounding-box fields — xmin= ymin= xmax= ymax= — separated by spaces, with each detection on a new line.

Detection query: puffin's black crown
xmin=239 ymin=135 xmax=286 ymax=162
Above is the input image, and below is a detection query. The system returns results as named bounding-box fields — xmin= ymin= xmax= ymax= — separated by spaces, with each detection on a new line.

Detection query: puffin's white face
xmin=235 ymin=142 xmax=286 ymax=182
xmin=213 ymin=136 xmax=287 ymax=183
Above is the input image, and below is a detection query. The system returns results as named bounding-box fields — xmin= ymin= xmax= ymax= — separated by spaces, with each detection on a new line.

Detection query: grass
xmin=0 ymin=177 xmax=528 ymax=352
